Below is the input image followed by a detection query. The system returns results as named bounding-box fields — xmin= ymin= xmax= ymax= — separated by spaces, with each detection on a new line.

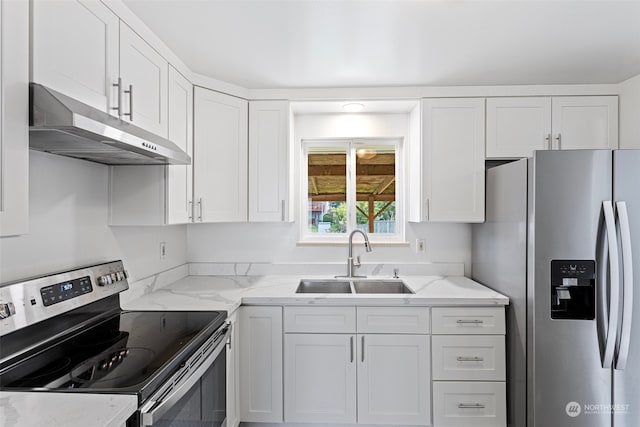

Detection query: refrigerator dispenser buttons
xmin=551 ymin=260 xmax=596 ymax=320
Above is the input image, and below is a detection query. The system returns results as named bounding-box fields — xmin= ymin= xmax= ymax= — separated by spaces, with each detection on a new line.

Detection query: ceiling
xmin=123 ymin=0 xmax=640 ymax=89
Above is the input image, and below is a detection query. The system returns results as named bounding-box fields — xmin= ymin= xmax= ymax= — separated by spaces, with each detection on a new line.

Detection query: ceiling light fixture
xmin=342 ymin=103 xmax=365 ymax=113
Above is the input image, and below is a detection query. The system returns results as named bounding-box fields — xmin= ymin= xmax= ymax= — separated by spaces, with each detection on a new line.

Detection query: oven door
xmin=137 ymin=323 xmax=230 ymax=427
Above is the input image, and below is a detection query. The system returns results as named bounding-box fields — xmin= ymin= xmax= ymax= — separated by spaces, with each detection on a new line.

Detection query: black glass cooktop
xmin=0 ymin=311 xmax=225 ymax=393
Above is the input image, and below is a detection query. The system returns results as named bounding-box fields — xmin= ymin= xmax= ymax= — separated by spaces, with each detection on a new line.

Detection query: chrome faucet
xmin=338 ymin=229 xmax=372 ymax=278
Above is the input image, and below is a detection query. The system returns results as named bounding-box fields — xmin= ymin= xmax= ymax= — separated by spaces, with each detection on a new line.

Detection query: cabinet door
xmin=486 ymin=97 xmax=552 ymax=158
xmin=31 ymin=0 xmax=119 ymax=114
xmin=193 ymin=87 xmax=248 ymax=222
xmin=248 ymin=100 xmax=291 ymax=222
xmin=0 ymin=0 xmax=29 ymax=236
xmin=284 ymin=334 xmax=357 ymax=423
xmin=358 ymin=334 xmax=431 ymax=425
xmin=226 ymin=312 xmax=240 ymax=427
xmin=552 ymin=96 xmax=618 ymax=150
xmin=423 ymin=98 xmax=485 ymax=223
xmin=120 ymin=23 xmax=168 ymax=137
xmin=167 ymin=66 xmax=193 ymax=224
xmin=239 ymin=306 xmax=283 ymax=423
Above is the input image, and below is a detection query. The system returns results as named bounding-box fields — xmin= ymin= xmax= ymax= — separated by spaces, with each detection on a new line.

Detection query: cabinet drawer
xmin=432 ymin=336 xmax=505 ymax=381
xmin=357 ymin=307 xmax=430 ymax=334
xmin=432 ymin=307 xmax=505 ymax=335
xmin=284 ymin=307 xmax=356 ymax=333
xmin=433 ymin=381 xmax=506 ymax=427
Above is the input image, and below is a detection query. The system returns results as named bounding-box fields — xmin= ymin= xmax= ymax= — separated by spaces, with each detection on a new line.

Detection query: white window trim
xmin=299 ymin=137 xmax=405 ymax=244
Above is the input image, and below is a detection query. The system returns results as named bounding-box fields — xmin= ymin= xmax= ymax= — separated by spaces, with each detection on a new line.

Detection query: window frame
xmin=299 ymin=137 xmax=405 ymax=243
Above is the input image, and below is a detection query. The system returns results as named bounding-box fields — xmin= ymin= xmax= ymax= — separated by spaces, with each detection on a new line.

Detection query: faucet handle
xmin=354 ymin=256 xmax=361 ymax=268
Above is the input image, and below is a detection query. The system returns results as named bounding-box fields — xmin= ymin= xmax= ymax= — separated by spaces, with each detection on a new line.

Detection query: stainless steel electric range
xmin=0 ymin=260 xmax=230 ymax=426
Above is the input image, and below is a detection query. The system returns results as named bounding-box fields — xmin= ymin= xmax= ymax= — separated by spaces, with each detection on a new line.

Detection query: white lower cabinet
xmin=358 ymin=334 xmax=431 ymax=425
xmin=282 ymin=306 xmax=431 ymax=426
xmin=432 ymin=381 xmax=506 ymax=427
xmin=284 ymin=334 xmax=357 ymax=423
xmin=239 ymin=306 xmax=283 ymax=423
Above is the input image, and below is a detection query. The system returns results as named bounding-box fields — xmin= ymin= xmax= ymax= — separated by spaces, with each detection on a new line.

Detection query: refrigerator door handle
xmin=602 ymin=201 xmax=621 ymax=369
xmin=615 ymin=201 xmax=634 ymax=370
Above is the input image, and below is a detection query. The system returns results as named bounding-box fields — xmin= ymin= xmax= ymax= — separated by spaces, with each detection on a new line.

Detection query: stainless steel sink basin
xmin=352 ymin=280 xmax=414 ymax=294
xmin=296 ymin=280 xmax=353 ymax=294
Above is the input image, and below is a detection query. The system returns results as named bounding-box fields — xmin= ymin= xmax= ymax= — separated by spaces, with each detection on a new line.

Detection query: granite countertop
xmin=0 ymin=392 xmax=137 ymax=427
xmin=122 ymin=275 xmax=509 ymax=314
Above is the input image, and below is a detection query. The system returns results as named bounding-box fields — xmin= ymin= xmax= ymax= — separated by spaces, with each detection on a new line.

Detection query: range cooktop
xmin=0 ymin=310 xmax=225 ymax=392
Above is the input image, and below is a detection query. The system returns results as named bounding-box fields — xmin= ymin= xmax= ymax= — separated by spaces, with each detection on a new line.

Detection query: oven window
xmin=147 ymin=350 xmax=226 ymax=427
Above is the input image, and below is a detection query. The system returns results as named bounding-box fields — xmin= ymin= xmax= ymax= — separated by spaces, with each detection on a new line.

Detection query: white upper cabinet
xmin=194 ymin=87 xmax=248 ymax=222
xmin=486 ymin=97 xmax=552 ymax=158
xmin=487 ymin=96 xmax=618 ymax=158
xmin=167 ymin=66 xmax=193 ymax=224
xmin=0 ymin=0 xmax=29 ymax=236
xmin=248 ymin=101 xmax=291 ymax=222
xmin=119 ymin=23 xmax=169 ymax=137
xmin=551 ymin=96 xmax=618 ymax=150
xmin=31 ymin=0 xmax=119 ymax=115
xmin=422 ymin=98 xmax=485 ymax=223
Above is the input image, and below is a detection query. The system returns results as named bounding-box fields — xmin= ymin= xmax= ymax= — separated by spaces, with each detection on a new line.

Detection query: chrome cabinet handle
xmin=458 ymin=403 xmax=485 ymax=409
xmin=361 ymin=336 xmax=365 ymax=362
xmin=426 ymin=198 xmax=430 ymax=221
xmin=555 ymin=133 xmax=562 ymax=150
xmin=545 ymin=133 xmax=552 ymax=150
xmin=456 ymin=356 xmax=484 ymax=362
xmin=124 ymin=84 xmax=133 ymax=120
xmin=111 ymin=77 xmax=123 ymax=117
xmin=615 ymin=201 xmax=633 ymax=370
xmin=456 ymin=319 xmax=484 ymax=324
xmin=197 ymin=198 xmax=203 ymax=222
xmin=602 ymin=201 xmax=620 ymax=368
xmin=281 ymin=200 xmax=285 ymax=221
xmin=188 ymin=200 xmax=193 ymax=222
xmin=350 ymin=336 xmax=354 ymax=363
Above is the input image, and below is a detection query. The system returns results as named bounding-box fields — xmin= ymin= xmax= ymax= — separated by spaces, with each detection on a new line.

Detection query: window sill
xmin=296 ymin=240 xmax=410 ymax=247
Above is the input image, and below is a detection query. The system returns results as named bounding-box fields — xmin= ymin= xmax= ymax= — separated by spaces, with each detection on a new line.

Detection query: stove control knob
xmin=97 ymin=276 xmax=107 ymax=286
xmin=0 ymin=302 xmax=16 ymax=319
xmin=99 ymin=361 xmax=108 ymax=370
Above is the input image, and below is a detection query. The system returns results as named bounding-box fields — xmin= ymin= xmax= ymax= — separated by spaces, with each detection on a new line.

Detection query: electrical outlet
xmin=160 ymin=242 xmax=167 ymax=259
xmin=416 ymin=239 xmax=426 ymax=253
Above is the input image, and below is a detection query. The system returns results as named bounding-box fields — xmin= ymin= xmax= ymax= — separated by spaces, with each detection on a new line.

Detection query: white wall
xmin=619 ymin=73 xmax=640 ymax=149
xmin=0 ymin=151 xmax=187 ymax=283
xmin=188 ymin=113 xmax=472 ymax=274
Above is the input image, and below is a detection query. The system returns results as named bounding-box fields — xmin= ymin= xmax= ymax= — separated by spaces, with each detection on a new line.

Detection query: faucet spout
xmin=342 ymin=230 xmax=373 ymax=278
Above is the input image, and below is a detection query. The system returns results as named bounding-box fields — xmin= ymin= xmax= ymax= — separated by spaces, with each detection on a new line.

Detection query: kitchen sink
xmin=296 ymin=280 xmax=353 ymax=294
xmin=352 ymin=280 xmax=414 ymax=294
xmin=296 ymin=279 xmax=414 ymax=294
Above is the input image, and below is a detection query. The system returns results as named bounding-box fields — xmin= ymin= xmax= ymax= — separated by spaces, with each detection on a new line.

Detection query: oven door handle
xmin=140 ymin=325 xmax=231 ymax=426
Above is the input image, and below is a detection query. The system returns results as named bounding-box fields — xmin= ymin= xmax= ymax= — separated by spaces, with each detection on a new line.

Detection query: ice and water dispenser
xmin=550 ymin=260 xmax=596 ymax=320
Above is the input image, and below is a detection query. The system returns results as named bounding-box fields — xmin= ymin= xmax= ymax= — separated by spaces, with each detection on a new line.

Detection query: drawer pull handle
xmin=457 ymin=356 xmax=484 ymax=362
xmin=458 ymin=403 xmax=486 ymax=409
xmin=456 ymin=319 xmax=484 ymax=324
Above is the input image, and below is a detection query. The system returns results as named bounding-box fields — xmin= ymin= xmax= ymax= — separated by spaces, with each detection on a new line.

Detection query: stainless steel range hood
xmin=29 ymin=83 xmax=191 ymax=165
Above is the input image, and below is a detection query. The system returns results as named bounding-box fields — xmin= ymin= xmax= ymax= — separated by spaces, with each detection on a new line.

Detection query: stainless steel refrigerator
xmin=472 ymin=149 xmax=639 ymax=427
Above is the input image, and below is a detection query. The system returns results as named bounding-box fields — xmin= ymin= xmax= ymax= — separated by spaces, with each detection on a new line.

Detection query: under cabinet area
xmin=109 ymin=66 xmax=193 ymax=225
xmin=486 ymin=96 xmax=618 ymax=159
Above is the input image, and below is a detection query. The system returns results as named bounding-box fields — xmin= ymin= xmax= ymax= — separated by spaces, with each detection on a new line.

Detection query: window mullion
xmin=347 ymin=141 xmax=356 ymax=233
